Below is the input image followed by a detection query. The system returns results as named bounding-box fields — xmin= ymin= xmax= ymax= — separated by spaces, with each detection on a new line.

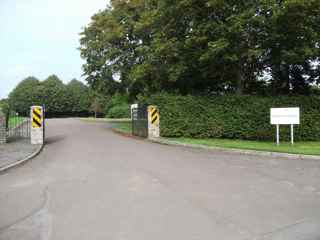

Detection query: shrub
xmin=142 ymin=93 xmax=320 ymax=141
xmin=107 ymin=103 xmax=130 ymax=118
xmin=105 ymin=93 xmax=130 ymax=118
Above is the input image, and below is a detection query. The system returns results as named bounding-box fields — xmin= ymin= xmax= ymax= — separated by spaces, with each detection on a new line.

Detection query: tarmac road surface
xmin=1 ymin=119 xmax=320 ymax=240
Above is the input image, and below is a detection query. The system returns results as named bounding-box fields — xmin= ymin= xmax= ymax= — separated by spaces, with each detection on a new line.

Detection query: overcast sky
xmin=0 ymin=0 xmax=109 ymax=99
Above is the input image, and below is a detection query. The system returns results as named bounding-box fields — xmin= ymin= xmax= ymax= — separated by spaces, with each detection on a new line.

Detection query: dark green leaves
xmin=80 ymin=0 xmax=320 ymax=97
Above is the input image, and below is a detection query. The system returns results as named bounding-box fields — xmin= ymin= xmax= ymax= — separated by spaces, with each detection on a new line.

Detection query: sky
xmin=0 ymin=0 xmax=109 ymax=99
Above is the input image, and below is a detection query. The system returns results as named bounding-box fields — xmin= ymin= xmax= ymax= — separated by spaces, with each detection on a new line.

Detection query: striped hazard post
xmin=32 ymin=106 xmax=43 ymax=128
xmin=31 ymin=106 xmax=44 ymax=144
xmin=148 ymin=105 xmax=160 ymax=138
xmin=150 ymin=106 xmax=159 ymax=125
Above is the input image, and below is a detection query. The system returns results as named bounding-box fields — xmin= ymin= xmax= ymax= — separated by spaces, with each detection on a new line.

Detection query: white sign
xmin=131 ymin=104 xmax=138 ymax=111
xmin=131 ymin=104 xmax=138 ymax=119
xmin=270 ymin=107 xmax=300 ymax=125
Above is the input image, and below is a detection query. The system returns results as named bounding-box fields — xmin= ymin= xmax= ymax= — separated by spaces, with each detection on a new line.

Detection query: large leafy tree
xmin=8 ymin=77 xmax=41 ymax=114
xmin=141 ymin=0 xmax=265 ymax=94
xmin=80 ymin=0 xmax=320 ymax=97
xmin=8 ymin=75 xmax=92 ymax=117
xmin=259 ymin=0 xmax=320 ymax=94
xmin=36 ymin=75 xmax=70 ymax=114
xmin=80 ymin=0 xmax=158 ymax=96
xmin=67 ymin=79 xmax=90 ymax=113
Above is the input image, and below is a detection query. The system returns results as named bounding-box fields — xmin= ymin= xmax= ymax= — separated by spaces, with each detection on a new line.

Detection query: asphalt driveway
xmin=0 ymin=119 xmax=320 ymax=240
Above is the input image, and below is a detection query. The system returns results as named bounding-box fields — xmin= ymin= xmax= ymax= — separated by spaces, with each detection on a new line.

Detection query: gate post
xmin=31 ymin=106 xmax=44 ymax=145
xmin=0 ymin=108 xmax=7 ymax=144
xmin=148 ymin=105 xmax=160 ymax=139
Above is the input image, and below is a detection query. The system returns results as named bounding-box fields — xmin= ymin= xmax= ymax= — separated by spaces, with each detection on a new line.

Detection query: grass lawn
xmin=167 ymin=138 xmax=320 ymax=156
xmin=8 ymin=116 xmax=26 ymax=128
xmin=112 ymin=121 xmax=132 ymax=134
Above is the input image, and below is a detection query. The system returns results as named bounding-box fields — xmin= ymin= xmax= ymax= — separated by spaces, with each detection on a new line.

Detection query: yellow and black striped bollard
xmin=32 ymin=107 xmax=42 ymax=128
xmin=150 ymin=106 xmax=159 ymax=126
xmin=148 ymin=106 xmax=160 ymax=138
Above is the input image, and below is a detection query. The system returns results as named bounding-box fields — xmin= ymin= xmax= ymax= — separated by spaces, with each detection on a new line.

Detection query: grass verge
xmin=112 ymin=122 xmax=132 ymax=134
xmin=168 ymin=138 xmax=320 ymax=156
xmin=8 ymin=117 xmax=26 ymax=128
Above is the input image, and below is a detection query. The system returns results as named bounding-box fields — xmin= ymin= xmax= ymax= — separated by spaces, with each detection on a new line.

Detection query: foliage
xmin=37 ymin=75 xmax=71 ymax=116
xmin=107 ymin=104 xmax=130 ymax=118
xmin=0 ymin=99 xmax=9 ymax=115
xmin=67 ymin=79 xmax=91 ymax=114
xmin=90 ymin=95 xmax=106 ymax=118
xmin=8 ymin=76 xmax=91 ymax=117
xmin=105 ymin=93 xmax=130 ymax=118
xmin=80 ymin=0 xmax=320 ymax=97
xmin=142 ymin=93 xmax=320 ymax=141
xmin=8 ymin=77 xmax=41 ymax=114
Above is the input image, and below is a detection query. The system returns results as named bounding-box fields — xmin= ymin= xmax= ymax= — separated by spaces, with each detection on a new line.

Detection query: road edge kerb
xmin=0 ymin=143 xmax=44 ymax=173
xmin=109 ymin=126 xmax=320 ymax=161
xmin=149 ymin=138 xmax=320 ymax=161
xmin=111 ymin=128 xmax=145 ymax=140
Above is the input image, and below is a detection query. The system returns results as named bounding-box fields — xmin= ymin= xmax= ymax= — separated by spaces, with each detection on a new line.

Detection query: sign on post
xmin=270 ymin=107 xmax=300 ymax=145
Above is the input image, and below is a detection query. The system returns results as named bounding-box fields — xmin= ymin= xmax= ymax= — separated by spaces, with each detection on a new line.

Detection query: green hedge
xmin=143 ymin=94 xmax=320 ymax=141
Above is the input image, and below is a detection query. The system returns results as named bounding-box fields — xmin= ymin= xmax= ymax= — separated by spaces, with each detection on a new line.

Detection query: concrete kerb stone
xmin=0 ymin=143 xmax=44 ymax=173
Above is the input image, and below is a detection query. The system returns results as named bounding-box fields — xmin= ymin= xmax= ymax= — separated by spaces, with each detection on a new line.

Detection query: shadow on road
xmin=45 ymin=135 xmax=66 ymax=145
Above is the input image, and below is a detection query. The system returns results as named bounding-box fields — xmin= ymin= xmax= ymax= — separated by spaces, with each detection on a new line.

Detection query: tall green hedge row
xmin=143 ymin=94 xmax=320 ymax=141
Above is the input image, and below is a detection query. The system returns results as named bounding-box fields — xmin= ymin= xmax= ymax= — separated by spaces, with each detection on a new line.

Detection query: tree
xmin=36 ymin=75 xmax=70 ymax=116
xmin=0 ymin=99 xmax=9 ymax=115
xmin=259 ymin=0 xmax=320 ymax=94
xmin=67 ymin=79 xmax=90 ymax=114
xmin=8 ymin=75 xmax=92 ymax=117
xmin=80 ymin=0 xmax=320 ymax=97
xmin=80 ymin=0 xmax=158 ymax=97
xmin=90 ymin=96 xmax=105 ymax=118
xmin=8 ymin=77 xmax=40 ymax=114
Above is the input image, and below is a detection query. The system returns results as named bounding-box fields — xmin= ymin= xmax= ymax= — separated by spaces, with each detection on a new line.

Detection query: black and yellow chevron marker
xmin=150 ymin=107 xmax=159 ymax=125
xmin=32 ymin=107 xmax=42 ymax=128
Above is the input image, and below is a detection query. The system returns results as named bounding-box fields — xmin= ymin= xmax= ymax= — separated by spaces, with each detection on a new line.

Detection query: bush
xmin=107 ymin=104 xmax=130 ymax=118
xmin=105 ymin=93 xmax=130 ymax=118
xmin=142 ymin=93 xmax=320 ymax=141
xmin=0 ymin=99 xmax=9 ymax=115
